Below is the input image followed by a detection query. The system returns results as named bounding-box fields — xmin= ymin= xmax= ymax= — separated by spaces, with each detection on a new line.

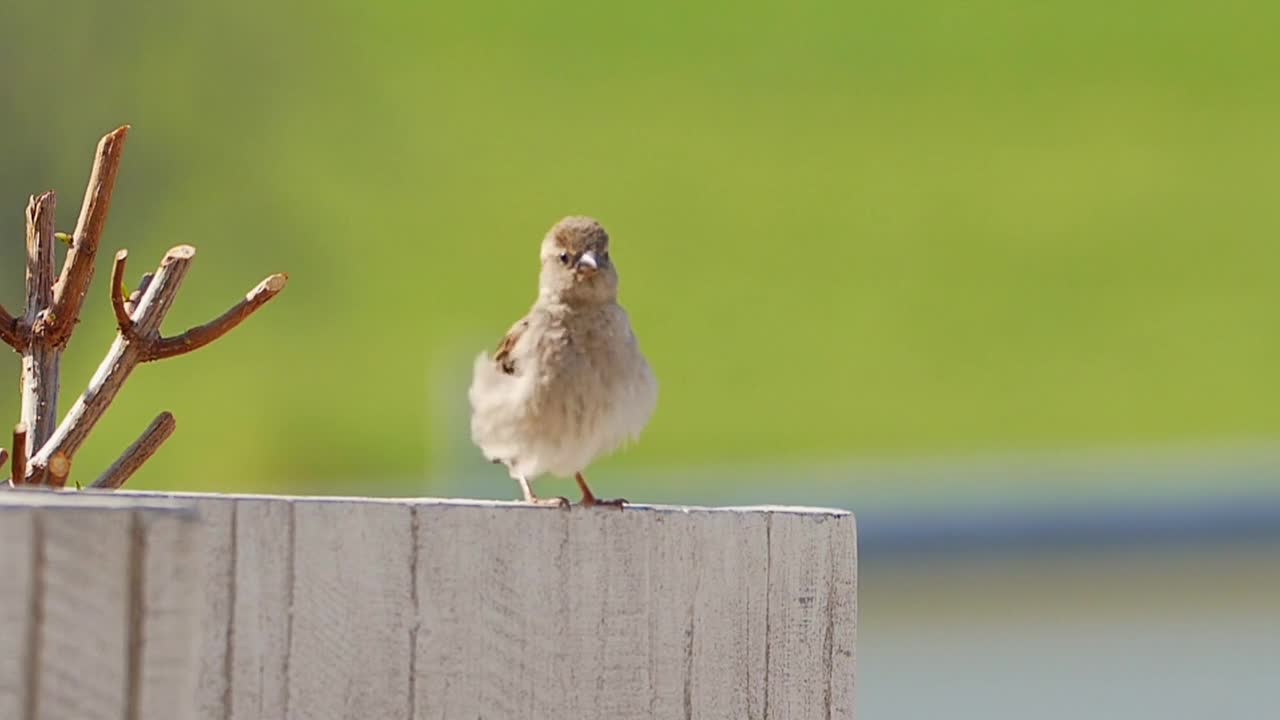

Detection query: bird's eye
xmin=558 ymin=252 xmax=571 ymax=265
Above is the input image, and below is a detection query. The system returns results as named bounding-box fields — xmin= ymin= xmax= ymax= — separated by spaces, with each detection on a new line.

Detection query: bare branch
xmin=91 ymin=412 xmax=175 ymax=490
xmin=147 ymin=273 xmax=288 ymax=361
xmin=47 ymin=125 xmax=129 ymax=346
xmin=26 ymin=245 xmax=195 ymax=483
xmin=110 ymin=249 xmax=134 ymax=333
xmin=48 ymin=451 xmax=70 ymax=488
xmin=0 ymin=306 xmax=21 ymax=351
xmin=21 ymin=192 xmax=60 ymax=451
xmin=6 ymin=127 xmax=288 ymax=488
xmin=11 ymin=424 xmax=28 ymax=486
xmin=123 ymin=272 xmax=153 ymax=316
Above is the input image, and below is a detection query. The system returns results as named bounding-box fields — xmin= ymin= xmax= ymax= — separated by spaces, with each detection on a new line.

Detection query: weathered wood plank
xmin=412 ymin=502 xmax=506 ymax=719
xmin=0 ymin=492 xmax=199 ymax=720
xmin=828 ymin=516 xmax=858 ymax=720
xmin=558 ymin=508 xmax=654 ymax=719
xmin=136 ymin=508 xmax=202 ymax=720
xmin=229 ymin=499 xmax=295 ymax=720
xmin=0 ymin=506 xmax=35 ymax=720
xmin=286 ymin=499 xmax=414 ymax=720
xmin=687 ymin=510 xmax=771 ymax=719
xmin=37 ymin=503 xmax=133 ymax=720
xmin=640 ymin=509 xmax=699 ymax=719
xmin=766 ymin=512 xmax=858 ymax=720
xmin=192 ymin=499 xmax=234 ymax=720
xmin=412 ymin=503 xmax=820 ymax=720
xmin=109 ymin=493 xmax=858 ymax=720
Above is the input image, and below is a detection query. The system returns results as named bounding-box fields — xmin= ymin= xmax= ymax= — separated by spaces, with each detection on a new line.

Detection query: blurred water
xmin=861 ymin=543 xmax=1280 ymax=719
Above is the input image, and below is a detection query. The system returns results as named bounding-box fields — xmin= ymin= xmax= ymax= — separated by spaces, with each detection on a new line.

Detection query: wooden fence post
xmin=1 ymin=492 xmax=857 ymax=719
xmin=0 ymin=491 xmax=201 ymax=720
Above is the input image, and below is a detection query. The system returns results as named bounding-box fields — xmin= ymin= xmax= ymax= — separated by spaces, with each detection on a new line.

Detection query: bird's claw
xmin=579 ymin=496 xmax=627 ymax=510
xmin=527 ymin=496 xmax=571 ymax=509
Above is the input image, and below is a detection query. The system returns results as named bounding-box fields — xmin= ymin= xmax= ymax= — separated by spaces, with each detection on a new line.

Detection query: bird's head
xmin=538 ymin=216 xmax=618 ymax=304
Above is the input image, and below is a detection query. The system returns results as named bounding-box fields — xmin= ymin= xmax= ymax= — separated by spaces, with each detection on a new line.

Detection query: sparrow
xmin=468 ymin=216 xmax=657 ymax=508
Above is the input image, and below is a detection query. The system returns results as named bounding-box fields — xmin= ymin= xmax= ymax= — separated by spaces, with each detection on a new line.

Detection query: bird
xmin=468 ymin=216 xmax=657 ymax=508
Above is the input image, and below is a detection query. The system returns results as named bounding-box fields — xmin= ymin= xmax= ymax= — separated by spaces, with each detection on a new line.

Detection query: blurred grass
xmin=0 ymin=1 xmax=1276 ymax=495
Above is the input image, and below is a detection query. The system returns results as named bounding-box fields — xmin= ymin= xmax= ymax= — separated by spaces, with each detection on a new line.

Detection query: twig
xmin=8 ymin=126 xmax=286 ymax=486
xmin=147 ymin=273 xmax=288 ymax=360
xmin=123 ymin=272 xmax=153 ymax=316
xmin=0 ymin=307 xmax=21 ymax=351
xmin=25 ymin=245 xmax=195 ymax=483
xmin=91 ymin=412 xmax=175 ymax=490
xmin=21 ymin=192 xmax=60 ymax=450
xmin=110 ymin=250 xmax=133 ymax=332
xmin=11 ymin=424 xmax=28 ymax=486
xmin=47 ymin=125 xmax=128 ymax=347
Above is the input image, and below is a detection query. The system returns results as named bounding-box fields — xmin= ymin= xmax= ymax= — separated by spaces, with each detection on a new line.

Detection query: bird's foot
xmin=516 ymin=476 xmax=569 ymax=508
xmin=573 ymin=472 xmax=625 ymax=509
xmin=526 ymin=495 xmax=571 ymax=509
xmin=578 ymin=494 xmax=627 ymax=510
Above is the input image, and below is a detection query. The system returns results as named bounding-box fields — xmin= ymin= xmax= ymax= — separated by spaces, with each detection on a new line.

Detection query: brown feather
xmin=493 ymin=318 xmax=529 ymax=375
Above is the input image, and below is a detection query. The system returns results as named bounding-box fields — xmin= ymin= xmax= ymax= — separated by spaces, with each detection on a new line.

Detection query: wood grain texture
xmin=113 ymin=493 xmax=857 ymax=720
xmin=828 ymin=517 xmax=858 ymax=720
xmin=0 ymin=506 xmax=35 ymax=720
xmin=0 ymin=492 xmax=198 ymax=720
xmin=286 ymin=499 xmax=415 ymax=720
xmin=410 ymin=502 xmax=842 ymax=720
xmin=228 ymin=499 xmax=294 ymax=720
xmin=37 ymin=503 xmax=132 ymax=720
xmin=192 ymin=499 xmax=235 ymax=720
xmin=135 ymin=509 xmax=201 ymax=720
xmin=765 ymin=512 xmax=859 ymax=720
xmin=686 ymin=510 xmax=771 ymax=718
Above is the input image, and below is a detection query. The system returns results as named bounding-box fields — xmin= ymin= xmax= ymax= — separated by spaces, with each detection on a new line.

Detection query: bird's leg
xmin=575 ymin=472 xmax=626 ymax=509
xmin=517 ymin=475 xmax=569 ymax=508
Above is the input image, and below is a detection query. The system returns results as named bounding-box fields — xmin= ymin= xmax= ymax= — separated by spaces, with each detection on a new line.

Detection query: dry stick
xmin=24 ymin=240 xmax=285 ymax=485
xmin=91 ymin=412 xmax=175 ymax=489
xmin=110 ymin=250 xmax=134 ymax=332
xmin=123 ymin=272 xmax=153 ymax=316
xmin=25 ymin=245 xmax=196 ymax=485
xmin=0 ymin=306 xmax=22 ymax=351
xmin=46 ymin=125 xmax=128 ymax=347
xmin=21 ymin=193 xmax=60 ymax=451
xmin=11 ymin=424 xmax=27 ymax=486
xmin=147 ymin=273 xmax=288 ymax=360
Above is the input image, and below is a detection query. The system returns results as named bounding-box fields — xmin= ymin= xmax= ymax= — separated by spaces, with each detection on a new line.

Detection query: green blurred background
xmin=2 ymin=0 xmax=1276 ymax=496
xmin=1 ymin=2 xmax=1277 ymax=716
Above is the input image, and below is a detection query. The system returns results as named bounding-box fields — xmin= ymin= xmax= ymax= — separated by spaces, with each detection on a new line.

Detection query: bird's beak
xmin=576 ymin=251 xmax=599 ymax=271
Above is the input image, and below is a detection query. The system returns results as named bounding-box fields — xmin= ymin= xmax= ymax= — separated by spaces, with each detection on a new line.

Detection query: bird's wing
xmin=493 ymin=317 xmax=530 ymax=375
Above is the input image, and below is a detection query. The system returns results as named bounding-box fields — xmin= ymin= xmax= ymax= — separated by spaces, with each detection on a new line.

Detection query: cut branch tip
xmin=165 ymin=245 xmax=197 ymax=262
xmin=260 ymin=273 xmax=288 ymax=294
xmin=48 ymin=451 xmax=71 ymax=487
xmin=110 ymin=249 xmax=133 ymax=331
